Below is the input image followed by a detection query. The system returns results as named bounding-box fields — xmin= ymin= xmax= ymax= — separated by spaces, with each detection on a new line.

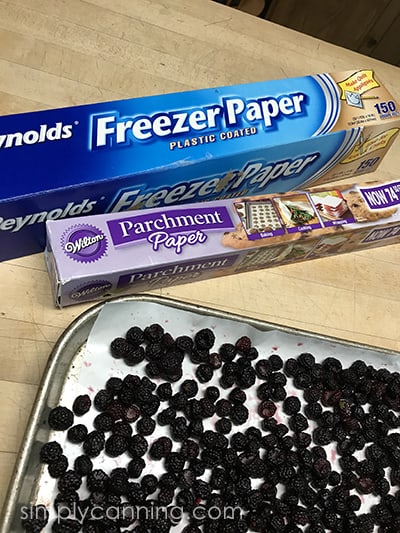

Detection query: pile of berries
xmin=24 ymin=323 xmax=400 ymax=532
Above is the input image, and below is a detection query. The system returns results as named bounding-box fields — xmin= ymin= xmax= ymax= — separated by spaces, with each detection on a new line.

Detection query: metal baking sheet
xmin=1 ymin=294 xmax=399 ymax=532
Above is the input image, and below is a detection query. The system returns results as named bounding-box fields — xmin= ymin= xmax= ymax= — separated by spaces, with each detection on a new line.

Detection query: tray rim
xmin=1 ymin=293 xmax=399 ymax=532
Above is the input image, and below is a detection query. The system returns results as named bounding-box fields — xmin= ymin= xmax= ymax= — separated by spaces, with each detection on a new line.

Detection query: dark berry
xmin=67 ymin=424 xmax=88 ymax=444
xmin=72 ymin=394 xmax=91 ymax=416
xmin=235 ymin=336 xmax=252 ymax=354
xmin=205 ymin=386 xmax=220 ymax=402
xmin=126 ymin=326 xmax=144 ymax=346
xmin=105 ymin=435 xmax=128 ymax=457
xmin=283 ymin=396 xmax=301 ymax=415
xmin=195 ymin=363 xmax=214 ymax=383
xmin=58 ymin=470 xmax=82 ymax=493
xmin=149 ymin=436 xmax=173 ymax=460
xmin=180 ymin=379 xmax=199 ymax=398
xmin=83 ymin=430 xmax=105 ymax=457
xmin=156 ymin=382 xmax=173 ymax=401
xmin=194 ymin=328 xmax=215 ymax=350
xmin=74 ymin=455 xmax=93 ymax=476
xmin=128 ymin=434 xmax=148 ymax=457
xmin=136 ymin=416 xmax=156 ymax=436
xmin=127 ymin=456 xmax=146 ymax=478
xmin=48 ymin=455 xmax=68 ymax=478
xmin=258 ymin=400 xmax=277 ymax=418
xmin=215 ymin=417 xmax=232 ymax=434
xmin=110 ymin=337 xmax=134 ymax=358
xmin=165 ymin=452 xmax=185 ymax=473
xmin=40 ymin=441 xmax=63 ymax=464
xmin=93 ymin=389 xmax=113 ymax=411
xmin=48 ymin=406 xmax=74 ymax=431
xmin=144 ymin=323 xmax=164 ymax=342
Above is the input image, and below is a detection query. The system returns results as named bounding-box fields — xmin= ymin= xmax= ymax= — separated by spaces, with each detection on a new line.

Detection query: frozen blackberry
xmin=185 ymin=422 xmax=202 ymax=442
xmin=236 ymin=366 xmax=256 ymax=389
xmin=283 ymin=396 xmax=301 ymax=415
xmin=144 ymin=323 xmax=164 ymax=342
xmin=175 ymin=334 xmax=194 ymax=353
xmin=165 ymin=452 xmax=185 ymax=473
xmin=123 ymin=404 xmax=141 ymax=423
xmin=140 ymin=395 xmax=160 ymax=417
xmin=258 ymin=400 xmax=277 ymax=418
xmin=169 ymin=392 xmax=187 ymax=411
xmin=171 ymin=416 xmax=189 ymax=441
xmin=195 ymin=363 xmax=214 ymax=383
xmin=127 ymin=482 xmax=145 ymax=505
xmin=127 ymin=456 xmax=146 ymax=478
xmin=157 ymin=406 xmax=177 ymax=426
xmin=218 ymin=343 xmax=237 ymax=363
xmin=72 ymin=394 xmax=91 ymax=416
xmin=141 ymin=474 xmax=158 ymax=495
xmin=200 ymin=397 xmax=216 ymax=418
xmin=73 ymin=455 xmax=92 ymax=476
xmin=105 ymin=434 xmax=128 ymax=457
xmin=180 ymin=379 xmax=199 ymax=398
xmin=229 ymin=388 xmax=247 ymax=404
xmin=220 ymin=374 xmax=236 ymax=389
xmin=180 ymin=438 xmax=200 ymax=460
xmin=235 ymin=336 xmax=252 ymax=354
xmin=230 ymin=404 xmax=249 ymax=425
xmin=83 ymin=430 xmax=105 ymax=457
xmin=48 ymin=454 xmax=68 ymax=478
xmin=58 ymin=470 xmax=82 ymax=493
xmin=67 ymin=424 xmax=88 ymax=444
xmin=215 ymin=399 xmax=232 ymax=418
xmin=112 ymin=420 xmax=133 ymax=438
xmin=216 ymin=417 xmax=232 ymax=434
xmin=149 ymin=436 xmax=173 ymax=460
xmin=205 ymin=386 xmax=220 ymax=402
xmin=110 ymin=337 xmax=135 ymax=358
xmin=93 ymin=389 xmax=113 ymax=411
xmin=271 ymin=385 xmax=287 ymax=402
xmin=208 ymin=351 xmax=223 ymax=369
xmin=128 ymin=434 xmax=148 ymax=458
xmin=40 ymin=441 xmax=63 ymax=464
xmin=136 ymin=416 xmax=156 ymax=436
xmin=48 ymin=406 xmax=74 ymax=431
xmin=194 ymin=328 xmax=215 ymax=350
xmin=126 ymin=326 xmax=145 ymax=346
xmin=312 ymin=427 xmax=332 ymax=446
xmin=145 ymin=361 xmax=160 ymax=379
xmin=125 ymin=345 xmax=146 ymax=366
xmin=255 ymin=359 xmax=272 ymax=380
xmin=238 ymin=451 xmax=267 ymax=478
xmin=305 ymin=402 xmax=322 ymax=420
xmin=156 ymin=382 xmax=173 ymax=402
xmin=21 ymin=504 xmax=49 ymax=532
xmin=145 ymin=341 xmax=163 ymax=362
xmin=290 ymin=413 xmax=309 ymax=432
xmin=87 ymin=468 xmax=108 ymax=492
xmin=269 ymin=353 xmax=283 ymax=370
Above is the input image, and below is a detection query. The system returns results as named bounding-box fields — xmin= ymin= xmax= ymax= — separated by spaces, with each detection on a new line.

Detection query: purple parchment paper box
xmin=45 ymin=179 xmax=400 ymax=307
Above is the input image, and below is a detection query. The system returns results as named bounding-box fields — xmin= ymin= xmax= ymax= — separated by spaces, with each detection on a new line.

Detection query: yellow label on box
xmin=342 ymin=128 xmax=399 ymax=163
xmin=338 ymin=69 xmax=380 ymax=98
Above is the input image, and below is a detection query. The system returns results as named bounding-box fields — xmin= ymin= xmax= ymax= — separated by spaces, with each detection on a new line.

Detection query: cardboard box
xmin=1 ymin=69 xmax=400 ymax=261
xmin=46 ymin=178 xmax=400 ymax=307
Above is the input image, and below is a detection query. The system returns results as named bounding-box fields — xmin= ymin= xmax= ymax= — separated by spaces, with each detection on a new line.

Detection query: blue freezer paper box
xmin=1 ymin=68 xmax=399 ymax=261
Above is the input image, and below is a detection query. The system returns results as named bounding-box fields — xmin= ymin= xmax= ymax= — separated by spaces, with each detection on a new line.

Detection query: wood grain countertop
xmin=0 ymin=0 xmax=399 ymax=518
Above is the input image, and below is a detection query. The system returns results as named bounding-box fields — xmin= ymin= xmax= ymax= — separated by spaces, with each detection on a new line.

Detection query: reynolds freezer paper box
xmin=2 ymin=68 xmax=400 ymax=261
xmin=46 ymin=178 xmax=400 ymax=307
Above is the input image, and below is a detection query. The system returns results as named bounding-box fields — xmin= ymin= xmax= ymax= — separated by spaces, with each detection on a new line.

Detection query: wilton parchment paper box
xmin=1 ymin=68 xmax=400 ymax=261
xmin=45 ymin=179 xmax=400 ymax=307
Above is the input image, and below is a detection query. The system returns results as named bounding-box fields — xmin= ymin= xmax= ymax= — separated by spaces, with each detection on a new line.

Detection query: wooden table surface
xmin=0 ymin=0 xmax=399 ymax=517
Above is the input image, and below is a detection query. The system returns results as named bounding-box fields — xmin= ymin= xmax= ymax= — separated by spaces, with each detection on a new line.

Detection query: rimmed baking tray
xmin=1 ymin=294 xmax=399 ymax=532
